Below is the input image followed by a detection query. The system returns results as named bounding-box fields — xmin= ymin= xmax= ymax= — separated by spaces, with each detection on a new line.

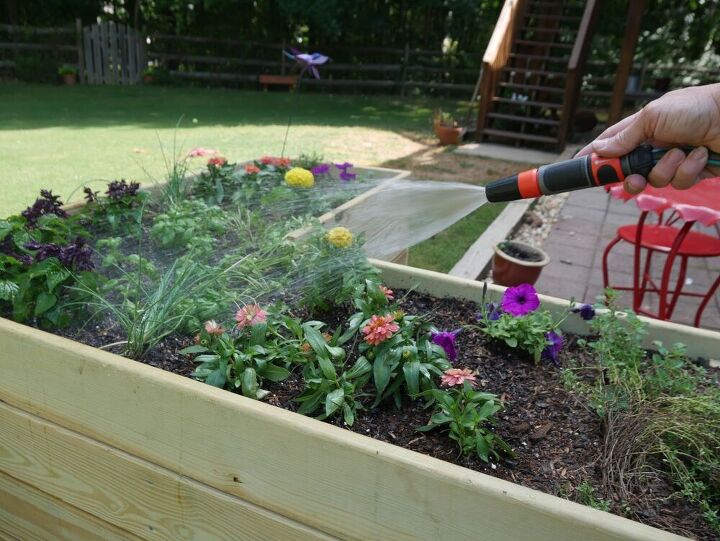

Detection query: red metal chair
xmin=602 ymin=211 xmax=720 ymax=327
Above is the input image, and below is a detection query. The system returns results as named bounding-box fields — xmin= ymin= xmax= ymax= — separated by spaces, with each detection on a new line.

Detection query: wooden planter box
xmin=2 ymin=258 xmax=715 ymax=540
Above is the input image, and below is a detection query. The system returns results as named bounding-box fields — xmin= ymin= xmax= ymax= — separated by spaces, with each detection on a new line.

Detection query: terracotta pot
xmin=433 ymin=123 xmax=464 ymax=146
xmin=492 ymin=240 xmax=550 ymax=286
xmin=62 ymin=73 xmax=77 ymax=86
xmin=143 ymin=74 xmax=154 ymax=84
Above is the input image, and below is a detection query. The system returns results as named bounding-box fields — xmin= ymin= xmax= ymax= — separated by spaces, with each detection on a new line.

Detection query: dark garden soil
xmin=499 ymin=241 xmax=545 ymax=262
xmin=59 ymin=291 xmax=714 ymax=540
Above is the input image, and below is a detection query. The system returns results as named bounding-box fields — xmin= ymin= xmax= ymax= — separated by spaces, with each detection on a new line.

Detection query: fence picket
xmin=109 ymin=21 xmax=118 ymax=84
xmin=83 ymin=28 xmax=93 ymax=83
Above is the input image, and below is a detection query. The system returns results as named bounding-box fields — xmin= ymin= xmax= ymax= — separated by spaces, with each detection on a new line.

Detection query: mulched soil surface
xmin=58 ymin=290 xmax=714 ymax=540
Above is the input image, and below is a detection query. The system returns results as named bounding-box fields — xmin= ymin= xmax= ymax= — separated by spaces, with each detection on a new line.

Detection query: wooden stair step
xmin=483 ymin=128 xmax=559 ymax=144
xmin=521 ymin=26 xmax=575 ymax=34
xmin=487 ymin=113 xmax=560 ymax=126
xmin=492 ymin=96 xmax=563 ymax=109
xmin=509 ymin=53 xmax=569 ymax=63
xmin=499 ymin=82 xmax=565 ymax=94
xmin=501 ymin=66 xmax=566 ymax=77
xmin=514 ymin=39 xmax=574 ymax=49
xmin=525 ymin=13 xmax=582 ymax=21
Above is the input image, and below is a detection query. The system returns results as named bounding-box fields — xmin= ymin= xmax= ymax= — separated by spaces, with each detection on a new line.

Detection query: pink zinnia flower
xmin=235 ymin=304 xmax=267 ymax=328
xmin=204 ymin=320 xmax=225 ymax=335
xmin=207 ymin=156 xmax=226 ymax=167
xmin=501 ymin=283 xmax=540 ymax=317
xmin=440 ymin=368 xmax=477 ymax=387
xmin=362 ymin=314 xmax=399 ymax=346
xmin=245 ymin=164 xmax=261 ymax=174
xmin=379 ymin=285 xmax=394 ymax=301
xmin=260 ymin=156 xmax=274 ymax=165
xmin=187 ymin=147 xmax=219 ymax=158
xmin=259 ymin=156 xmax=291 ymax=168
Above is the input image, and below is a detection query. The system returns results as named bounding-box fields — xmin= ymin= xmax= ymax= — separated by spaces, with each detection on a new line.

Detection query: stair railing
xmin=557 ymin=0 xmax=600 ymax=149
xmin=475 ymin=0 xmax=528 ymax=140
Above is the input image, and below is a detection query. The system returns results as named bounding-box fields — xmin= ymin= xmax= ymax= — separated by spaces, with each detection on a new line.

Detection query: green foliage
xmin=57 ymin=65 xmax=77 ymax=76
xmin=575 ymin=481 xmax=611 ymax=512
xmin=183 ymin=306 xmax=301 ymax=399
xmin=476 ymin=300 xmax=566 ymax=364
xmin=418 ymin=381 xmax=511 ymax=462
xmin=83 ymin=182 xmax=148 ymax=234
xmin=192 ymin=161 xmax=240 ymax=205
xmin=295 ymin=323 xmax=371 ymax=426
xmin=0 ymin=213 xmax=97 ymax=328
xmin=570 ymin=290 xmax=720 ymax=533
xmin=150 ymin=200 xmax=227 ymax=250
xmin=293 ymin=152 xmax=325 ymax=169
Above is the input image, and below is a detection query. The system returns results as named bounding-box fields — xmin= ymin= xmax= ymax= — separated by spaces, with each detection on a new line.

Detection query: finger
xmin=647 ymin=147 xmax=686 ymax=187
xmin=624 ymin=174 xmax=647 ymax=194
xmin=671 ymin=146 xmax=708 ymax=190
xmin=576 ymin=113 xmax=640 ymax=157
xmin=593 ymin=112 xmax=650 ymax=157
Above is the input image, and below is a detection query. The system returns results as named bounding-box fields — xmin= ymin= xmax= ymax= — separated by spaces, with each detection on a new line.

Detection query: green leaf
xmin=205 ymin=366 xmax=227 ymax=388
xmin=478 ymin=400 xmax=499 ymax=420
xmin=343 ymin=403 xmax=355 ymax=426
xmin=303 ymin=324 xmax=329 ymax=357
xmin=505 ymin=337 xmax=518 ymax=348
xmin=325 ymin=387 xmax=345 ymax=417
xmin=373 ymin=349 xmax=392 ymax=396
xmin=403 ymin=360 xmax=420 ymax=397
xmin=0 ymin=280 xmax=19 ymax=301
xmin=260 ymin=363 xmax=290 ymax=382
xmin=316 ymin=355 xmax=337 ymax=380
xmin=34 ymin=291 xmax=57 ymax=316
xmin=475 ymin=434 xmax=490 ymax=462
xmin=241 ymin=367 xmax=259 ymax=398
xmin=179 ymin=344 xmax=209 ymax=355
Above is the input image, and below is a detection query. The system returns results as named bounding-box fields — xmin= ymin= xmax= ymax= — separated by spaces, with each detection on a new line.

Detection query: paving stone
xmin=545 ymin=229 xmax=599 ymax=250
xmin=544 ymin=243 xmax=596 ymax=268
xmin=607 ymin=198 xmax=640 ymax=216
xmin=565 ymin=189 xmax=609 ymax=211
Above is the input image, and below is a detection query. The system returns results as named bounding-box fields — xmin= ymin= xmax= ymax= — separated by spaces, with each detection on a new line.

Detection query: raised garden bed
xmin=0 ymin=154 xmax=718 ymax=540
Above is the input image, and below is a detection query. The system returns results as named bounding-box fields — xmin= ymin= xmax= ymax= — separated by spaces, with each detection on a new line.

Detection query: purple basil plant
xmin=21 ymin=190 xmax=68 ymax=227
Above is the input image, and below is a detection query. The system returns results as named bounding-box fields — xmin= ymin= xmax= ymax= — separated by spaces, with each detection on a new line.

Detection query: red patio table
xmin=603 ymin=178 xmax=720 ymax=327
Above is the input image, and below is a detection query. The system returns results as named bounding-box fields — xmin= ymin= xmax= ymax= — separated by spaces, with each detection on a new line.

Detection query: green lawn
xmin=0 ymin=83 xmax=457 ymax=216
xmin=1 ymin=83 xmax=508 ymax=274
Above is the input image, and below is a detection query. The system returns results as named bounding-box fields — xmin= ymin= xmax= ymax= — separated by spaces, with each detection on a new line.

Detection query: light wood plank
xmin=0 ymin=319 xmax=687 ymax=540
xmin=0 ymin=471 xmax=140 ymax=541
xmin=91 ymin=24 xmax=101 ymax=85
xmin=0 ymin=401 xmax=336 ymax=541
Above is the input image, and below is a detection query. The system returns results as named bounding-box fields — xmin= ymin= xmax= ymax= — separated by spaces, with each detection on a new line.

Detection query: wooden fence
xmin=82 ymin=22 xmax=145 ymax=85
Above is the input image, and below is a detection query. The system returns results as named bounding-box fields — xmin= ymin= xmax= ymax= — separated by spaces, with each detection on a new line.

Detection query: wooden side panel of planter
xmin=0 ymin=319 xmax=686 ymax=541
xmin=0 ymin=471 xmax=140 ymax=541
xmin=0 ymin=400 xmax=334 ymax=541
xmin=374 ymin=260 xmax=720 ymax=361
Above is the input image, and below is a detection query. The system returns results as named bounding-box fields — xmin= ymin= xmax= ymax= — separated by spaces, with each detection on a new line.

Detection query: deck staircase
xmin=476 ymin=0 xmax=599 ymax=150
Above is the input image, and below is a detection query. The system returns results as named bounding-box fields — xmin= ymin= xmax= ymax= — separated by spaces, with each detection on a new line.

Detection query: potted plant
xmin=142 ymin=66 xmax=155 ymax=84
xmin=433 ymin=109 xmax=465 ymax=146
xmin=58 ymin=65 xmax=78 ymax=85
xmin=492 ymin=239 xmax=549 ymax=286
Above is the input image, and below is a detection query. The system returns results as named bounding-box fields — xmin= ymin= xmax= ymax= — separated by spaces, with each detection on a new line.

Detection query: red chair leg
xmin=632 ymin=212 xmax=650 ymax=313
xmin=667 ymin=255 xmax=688 ymax=318
xmin=694 ymin=274 xmax=720 ymax=327
xmin=602 ymin=236 xmax=622 ymax=289
xmin=658 ymin=222 xmax=693 ymax=320
xmin=637 ymin=247 xmax=655 ymax=309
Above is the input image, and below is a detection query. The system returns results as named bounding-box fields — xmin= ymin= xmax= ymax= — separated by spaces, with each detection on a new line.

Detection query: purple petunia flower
xmin=334 ymin=162 xmax=353 ymax=171
xmin=431 ymin=329 xmax=461 ymax=362
xmin=501 ymin=284 xmax=540 ymax=317
xmin=572 ymin=303 xmax=596 ymax=321
xmin=311 ymin=163 xmax=330 ymax=176
xmin=477 ymin=302 xmax=502 ymax=321
xmin=542 ymin=330 xmax=564 ymax=366
xmin=339 ymin=171 xmax=357 ymax=182
xmin=284 ymin=50 xmax=329 ymax=79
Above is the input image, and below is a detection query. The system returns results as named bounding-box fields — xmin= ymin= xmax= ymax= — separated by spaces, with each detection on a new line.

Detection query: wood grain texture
xmin=0 ymin=318 xmax=689 ymax=540
xmin=0 ymin=471 xmax=140 ymax=541
xmin=0 ymin=401 xmax=335 ymax=541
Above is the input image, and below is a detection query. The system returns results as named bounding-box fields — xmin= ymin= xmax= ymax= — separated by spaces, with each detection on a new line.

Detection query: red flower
xmin=208 ymin=156 xmax=227 ymax=167
xmin=440 ymin=368 xmax=477 ymax=387
xmin=245 ymin=164 xmax=261 ymax=174
xmin=235 ymin=304 xmax=267 ymax=329
xmin=362 ymin=314 xmax=399 ymax=346
xmin=379 ymin=286 xmax=394 ymax=301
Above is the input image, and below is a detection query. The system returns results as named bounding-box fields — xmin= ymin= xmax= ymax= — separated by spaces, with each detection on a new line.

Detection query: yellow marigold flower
xmin=326 ymin=226 xmax=353 ymax=248
xmin=284 ymin=167 xmax=315 ymax=188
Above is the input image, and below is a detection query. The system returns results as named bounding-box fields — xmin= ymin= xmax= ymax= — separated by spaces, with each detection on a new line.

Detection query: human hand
xmin=576 ymin=83 xmax=720 ymax=194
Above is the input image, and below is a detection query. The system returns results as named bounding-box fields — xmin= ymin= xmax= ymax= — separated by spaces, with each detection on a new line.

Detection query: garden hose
xmin=485 ymin=144 xmax=720 ymax=202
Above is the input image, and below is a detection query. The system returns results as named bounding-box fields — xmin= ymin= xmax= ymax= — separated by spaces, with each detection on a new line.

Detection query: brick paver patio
xmin=535 ymin=188 xmax=720 ymax=331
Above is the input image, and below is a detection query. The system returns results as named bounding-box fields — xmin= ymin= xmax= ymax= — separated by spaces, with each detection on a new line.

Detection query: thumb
xmin=592 ymin=113 xmax=650 ymax=157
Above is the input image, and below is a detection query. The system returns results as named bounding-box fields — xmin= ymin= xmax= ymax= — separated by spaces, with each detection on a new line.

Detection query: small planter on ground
xmin=58 ymin=65 xmax=78 ymax=85
xmin=492 ymin=239 xmax=550 ymax=286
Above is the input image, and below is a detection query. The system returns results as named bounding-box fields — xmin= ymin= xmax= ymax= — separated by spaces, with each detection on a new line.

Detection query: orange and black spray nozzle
xmin=485 ymin=144 xmax=720 ymax=202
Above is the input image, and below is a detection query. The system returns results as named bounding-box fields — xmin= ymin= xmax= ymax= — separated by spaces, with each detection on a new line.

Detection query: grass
xmin=1 ymin=83 xmax=519 ymax=274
